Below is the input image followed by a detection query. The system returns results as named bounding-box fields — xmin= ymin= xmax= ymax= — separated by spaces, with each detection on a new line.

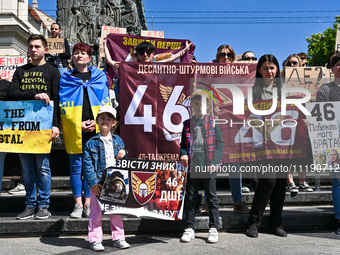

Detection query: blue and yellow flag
xmin=59 ymin=66 xmax=110 ymax=154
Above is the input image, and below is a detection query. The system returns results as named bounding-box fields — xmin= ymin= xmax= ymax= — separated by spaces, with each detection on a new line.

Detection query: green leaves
xmin=306 ymin=16 xmax=340 ymax=67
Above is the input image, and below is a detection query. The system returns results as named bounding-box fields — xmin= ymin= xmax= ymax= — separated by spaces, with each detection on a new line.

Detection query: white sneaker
xmin=207 ymin=228 xmax=219 ymax=243
xmin=113 ymin=239 xmax=130 ymax=249
xmin=8 ymin=183 xmax=26 ymax=195
xmin=70 ymin=203 xmax=83 ymax=218
xmin=91 ymin=241 xmax=104 ymax=251
xmin=241 ymin=186 xmax=250 ymax=193
xmin=180 ymin=228 xmax=195 ymax=242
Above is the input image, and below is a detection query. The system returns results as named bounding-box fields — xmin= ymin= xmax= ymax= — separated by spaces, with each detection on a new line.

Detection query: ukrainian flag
xmin=59 ymin=66 xmax=110 ymax=154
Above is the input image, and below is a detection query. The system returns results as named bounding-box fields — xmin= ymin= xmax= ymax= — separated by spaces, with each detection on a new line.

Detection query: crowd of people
xmin=0 ymin=22 xmax=340 ymax=251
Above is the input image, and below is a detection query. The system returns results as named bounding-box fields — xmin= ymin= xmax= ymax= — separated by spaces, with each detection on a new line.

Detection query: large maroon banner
xmin=120 ymin=62 xmax=192 ymax=161
xmin=119 ymin=62 xmax=307 ymax=163
xmin=217 ymin=100 xmax=307 ymax=163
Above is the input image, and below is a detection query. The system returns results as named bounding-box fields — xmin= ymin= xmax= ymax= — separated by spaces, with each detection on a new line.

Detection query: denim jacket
xmin=83 ymin=132 xmax=128 ymax=188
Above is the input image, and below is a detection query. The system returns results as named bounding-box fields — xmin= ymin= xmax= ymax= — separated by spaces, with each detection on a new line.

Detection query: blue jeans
xmin=69 ymin=153 xmax=91 ymax=198
xmin=19 ymin=153 xmax=51 ymax=208
xmin=331 ymin=172 xmax=340 ymax=219
xmin=0 ymin=152 xmax=7 ymax=196
xmin=229 ymin=162 xmax=242 ymax=202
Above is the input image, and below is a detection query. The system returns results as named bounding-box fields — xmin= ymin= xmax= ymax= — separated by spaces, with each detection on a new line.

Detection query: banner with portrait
xmin=306 ymin=102 xmax=340 ymax=171
xmin=0 ymin=101 xmax=53 ymax=153
xmin=97 ymin=159 xmax=187 ymax=221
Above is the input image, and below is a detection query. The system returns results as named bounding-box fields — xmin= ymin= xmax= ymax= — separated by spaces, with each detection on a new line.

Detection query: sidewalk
xmin=1 ymin=230 xmax=340 ymax=255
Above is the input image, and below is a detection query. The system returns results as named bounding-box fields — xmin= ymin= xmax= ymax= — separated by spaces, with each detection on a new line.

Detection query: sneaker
xmin=180 ymin=228 xmax=195 ymax=242
xmin=17 ymin=207 xmax=35 ymax=220
xmin=246 ymin=223 xmax=259 ymax=238
xmin=8 ymin=183 xmax=26 ymax=195
xmin=91 ymin=241 xmax=105 ymax=251
xmin=113 ymin=239 xmax=130 ymax=249
xmin=233 ymin=201 xmax=250 ymax=213
xmin=207 ymin=228 xmax=219 ymax=243
xmin=272 ymin=226 xmax=287 ymax=237
xmin=287 ymin=182 xmax=299 ymax=193
xmin=34 ymin=207 xmax=51 ymax=220
xmin=200 ymin=202 xmax=209 ymax=215
xmin=241 ymin=186 xmax=250 ymax=193
xmin=83 ymin=203 xmax=90 ymax=218
xmin=299 ymin=181 xmax=313 ymax=192
xmin=70 ymin=203 xmax=83 ymax=218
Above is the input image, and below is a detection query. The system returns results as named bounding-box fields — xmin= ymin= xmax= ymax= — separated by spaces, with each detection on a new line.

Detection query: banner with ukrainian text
xmin=0 ymin=101 xmax=53 ymax=153
xmin=306 ymin=102 xmax=340 ymax=171
xmin=106 ymin=33 xmax=195 ymax=88
xmin=106 ymin=33 xmax=195 ymax=63
xmin=120 ymin=62 xmax=193 ymax=161
xmin=119 ymin=62 xmax=307 ymax=163
xmin=218 ymin=99 xmax=308 ymax=162
xmin=119 ymin=62 xmax=257 ymax=161
xmin=97 ymin=159 xmax=187 ymax=220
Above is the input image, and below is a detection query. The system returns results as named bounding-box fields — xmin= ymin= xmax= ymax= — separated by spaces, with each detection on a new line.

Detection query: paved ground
xmin=1 ymin=230 xmax=340 ymax=255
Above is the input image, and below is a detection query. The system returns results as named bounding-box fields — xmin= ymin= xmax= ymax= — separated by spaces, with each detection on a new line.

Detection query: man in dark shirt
xmin=45 ymin=23 xmax=71 ymax=75
xmin=8 ymin=34 xmax=61 ymax=220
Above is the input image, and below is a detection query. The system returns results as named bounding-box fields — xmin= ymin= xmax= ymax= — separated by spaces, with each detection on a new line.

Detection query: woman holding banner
xmin=59 ymin=43 xmax=110 ymax=218
xmin=246 ymin=54 xmax=288 ymax=238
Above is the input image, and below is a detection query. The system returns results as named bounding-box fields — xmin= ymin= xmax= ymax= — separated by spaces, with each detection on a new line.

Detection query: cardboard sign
xmin=0 ymin=56 xmax=26 ymax=80
xmin=336 ymin=24 xmax=340 ymax=52
xmin=46 ymin=38 xmax=65 ymax=54
xmin=141 ymin=30 xmax=165 ymax=38
xmin=307 ymin=101 xmax=340 ymax=171
xmin=285 ymin=66 xmax=333 ymax=100
xmin=99 ymin=26 xmax=127 ymax=58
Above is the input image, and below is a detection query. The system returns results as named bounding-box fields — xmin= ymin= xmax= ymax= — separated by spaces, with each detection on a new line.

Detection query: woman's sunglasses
xmin=287 ymin=61 xmax=298 ymax=66
xmin=244 ymin=57 xmax=257 ymax=61
xmin=219 ymin=52 xmax=233 ymax=58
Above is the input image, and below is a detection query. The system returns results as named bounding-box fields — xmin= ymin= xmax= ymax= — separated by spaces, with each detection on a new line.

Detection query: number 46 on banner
xmin=124 ymin=85 xmax=189 ymax=133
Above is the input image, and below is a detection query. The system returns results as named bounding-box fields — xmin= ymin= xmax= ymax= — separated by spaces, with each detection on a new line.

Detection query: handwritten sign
xmin=0 ymin=56 xmax=26 ymax=80
xmin=99 ymin=26 xmax=127 ymax=57
xmin=46 ymin=38 xmax=65 ymax=54
xmin=141 ymin=30 xmax=165 ymax=38
xmin=0 ymin=101 xmax=53 ymax=153
xmin=307 ymin=101 xmax=340 ymax=170
xmin=285 ymin=66 xmax=333 ymax=100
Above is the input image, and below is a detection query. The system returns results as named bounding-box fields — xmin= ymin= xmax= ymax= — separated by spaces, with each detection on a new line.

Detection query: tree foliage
xmin=306 ymin=16 xmax=340 ymax=66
